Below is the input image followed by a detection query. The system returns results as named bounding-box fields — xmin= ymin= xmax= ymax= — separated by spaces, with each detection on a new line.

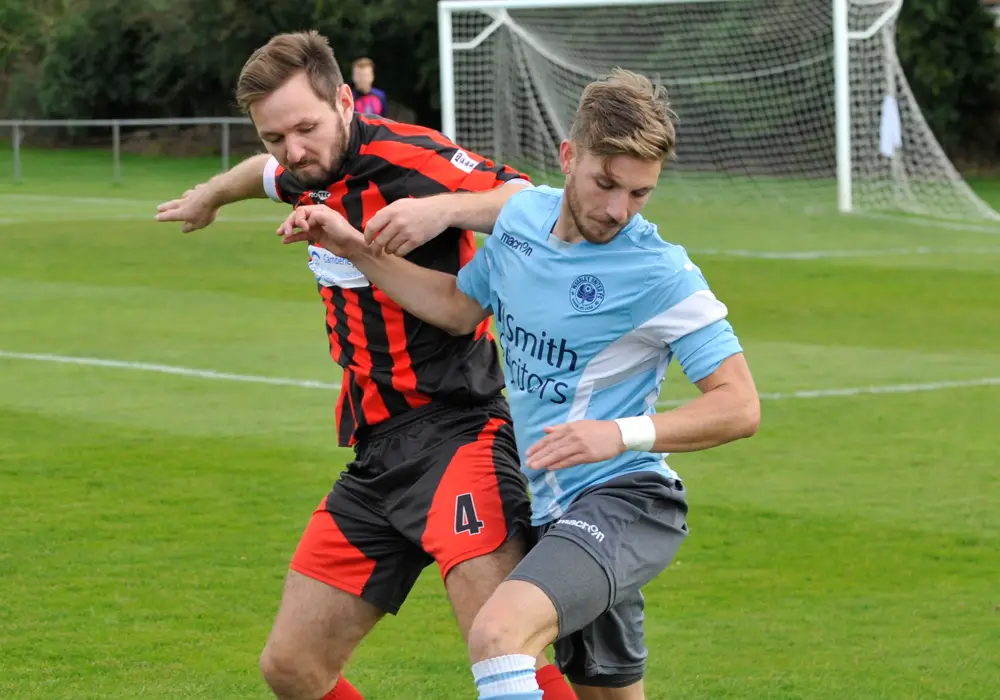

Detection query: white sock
xmin=472 ymin=654 xmax=543 ymax=699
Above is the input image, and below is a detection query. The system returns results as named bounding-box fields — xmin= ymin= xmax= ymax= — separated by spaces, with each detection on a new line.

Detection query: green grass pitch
xmin=1 ymin=147 xmax=999 ymax=699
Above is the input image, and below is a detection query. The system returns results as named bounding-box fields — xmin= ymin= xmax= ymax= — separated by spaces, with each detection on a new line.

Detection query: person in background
xmin=351 ymin=57 xmax=387 ymax=117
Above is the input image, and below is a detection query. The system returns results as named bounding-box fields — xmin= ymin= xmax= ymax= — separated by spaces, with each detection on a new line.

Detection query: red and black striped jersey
xmin=264 ymin=113 xmax=530 ymax=447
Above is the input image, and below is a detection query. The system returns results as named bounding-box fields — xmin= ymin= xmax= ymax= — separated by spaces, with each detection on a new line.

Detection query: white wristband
xmin=614 ymin=416 xmax=657 ymax=452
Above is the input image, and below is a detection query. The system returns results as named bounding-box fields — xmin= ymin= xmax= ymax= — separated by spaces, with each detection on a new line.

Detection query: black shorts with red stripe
xmin=290 ymin=396 xmax=531 ymax=614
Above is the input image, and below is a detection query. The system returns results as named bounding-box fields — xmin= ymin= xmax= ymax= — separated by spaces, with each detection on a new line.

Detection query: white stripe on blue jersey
xmin=458 ymin=185 xmax=743 ymax=524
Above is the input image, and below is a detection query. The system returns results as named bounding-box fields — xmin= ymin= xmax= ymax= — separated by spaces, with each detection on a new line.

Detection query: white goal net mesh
xmin=443 ymin=0 xmax=999 ymax=222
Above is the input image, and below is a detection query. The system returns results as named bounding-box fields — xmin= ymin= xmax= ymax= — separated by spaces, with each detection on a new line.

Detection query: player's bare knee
xmin=468 ymin=605 xmax=526 ymax=662
xmin=260 ymin=642 xmax=339 ymax=700
xmin=258 ymin=644 xmax=300 ymax=695
xmin=467 ymin=589 xmax=554 ymax=663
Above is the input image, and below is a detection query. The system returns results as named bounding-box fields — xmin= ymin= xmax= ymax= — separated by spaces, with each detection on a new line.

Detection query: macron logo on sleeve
xmin=450 ymin=149 xmax=480 ymax=174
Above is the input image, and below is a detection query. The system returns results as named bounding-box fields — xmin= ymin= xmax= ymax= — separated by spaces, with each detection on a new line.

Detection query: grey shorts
xmin=507 ymin=470 xmax=688 ymax=688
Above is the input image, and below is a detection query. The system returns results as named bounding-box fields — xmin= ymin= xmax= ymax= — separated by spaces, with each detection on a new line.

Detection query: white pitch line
xmin=472 ymin=230 xmax=1000 ymax=259
xmin=856 ymin=211 xmax=1000 ymax=235
xmin=0 ymin=214 xmax=281 ymax=225
xmin=7 ymin=213 xmax=995 ymax=259
xmin=5 ymin=209 xmax=994 ymax=257
xmin=5 ymin=192 xmax=1000 ymax=234
xmin=0 ymin=193 xmax=163 ymax=206
xmin=683 ymin=246 xmax=1000 ymax=259
xmin=4 ymin=192 xmax=1000 ymax=258
xmin=1 ymin=350 xmax=997 ymax=404
xmin=656 ymin=376 xmax=1000 ymax=407
xmin=0 ymin=350 xmax=341 ymax=390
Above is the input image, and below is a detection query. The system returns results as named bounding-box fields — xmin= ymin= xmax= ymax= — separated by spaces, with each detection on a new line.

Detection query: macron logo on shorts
xmin=557 ymin=518 xmax=605 ymax=543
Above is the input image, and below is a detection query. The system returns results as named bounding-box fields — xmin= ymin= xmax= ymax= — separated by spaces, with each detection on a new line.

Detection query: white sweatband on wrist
xmin=614 ymin=416 xmax=657 ymax=452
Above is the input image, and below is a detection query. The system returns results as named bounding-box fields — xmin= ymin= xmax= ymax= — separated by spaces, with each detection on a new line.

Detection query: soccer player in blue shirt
xmin=275 ymin=69 xmax=760 ymax=700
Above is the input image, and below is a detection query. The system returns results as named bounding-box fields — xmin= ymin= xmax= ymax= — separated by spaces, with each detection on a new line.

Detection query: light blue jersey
xmin=456 ymin=185 xmax=744 ymax=525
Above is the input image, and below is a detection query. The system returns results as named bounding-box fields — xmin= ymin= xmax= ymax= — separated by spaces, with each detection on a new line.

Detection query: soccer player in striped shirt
xmin=155 ymin=31 xmax=576 ymax=700
xmin=274 ymin=70 xmax=760 ymax=699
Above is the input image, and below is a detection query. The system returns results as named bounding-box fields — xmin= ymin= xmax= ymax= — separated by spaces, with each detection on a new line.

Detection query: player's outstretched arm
xmin=277 ymin=205 xmax=489 ymax=336
xmin=364 ymin=179 xmax=531 ymax=256
xmin=646 ymin=352 xmax=759 ymax=451
xmin=350 ymin=245 xmax=489 ymax=336
xmin=155 ymin=153 xmax=271 ymax=233
xmin=526 ymin=353 xmax=759 ymax=471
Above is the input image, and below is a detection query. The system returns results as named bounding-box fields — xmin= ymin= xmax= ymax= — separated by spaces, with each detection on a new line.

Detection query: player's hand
xmin=276 ymin=205 xmax=365 ymax=257
xmin=363 ymin=197 xmax=449 ymax=257
xmin=524 ymin=420 xmax=626 ymax=471
xmin=155 ymin=183 xmax=220 ymax=233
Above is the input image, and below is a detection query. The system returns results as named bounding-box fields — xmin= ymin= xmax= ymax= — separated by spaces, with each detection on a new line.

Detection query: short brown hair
xmin=236 ymin=31 xmax=344 ymax=112
xmin=352 ymin=57 xmax=374 ymax=71
xmin=569 ymin=68 xmax=677 ymax=163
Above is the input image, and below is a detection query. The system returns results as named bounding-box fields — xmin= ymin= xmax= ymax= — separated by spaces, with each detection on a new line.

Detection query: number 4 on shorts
xmin=454 ymin=493 xmax=485 ymax=535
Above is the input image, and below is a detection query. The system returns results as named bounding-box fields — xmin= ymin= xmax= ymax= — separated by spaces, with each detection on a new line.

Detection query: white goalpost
xmin=437 ymin=0 xmax=1000 ymax=223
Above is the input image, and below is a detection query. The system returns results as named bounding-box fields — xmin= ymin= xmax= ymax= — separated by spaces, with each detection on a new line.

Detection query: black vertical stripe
xmin=321 ymin=284 xmax=348 ymax=367
xmin=327 ymin=287 xmax=355 ymax=369
xmin=341 ymin=179 xmax=414 ymax=417
xmin=320 ymin=284 xmax=356 ymax=442
xmin=346 ymin=153 xmax=452 ymax=205
xmin=327 ymin=286 xmax=364 ymax=431
xmin=338 ymin=370 xmax=357 ymax=443
xmin=297 ymin=112 xmax=510 ymax=446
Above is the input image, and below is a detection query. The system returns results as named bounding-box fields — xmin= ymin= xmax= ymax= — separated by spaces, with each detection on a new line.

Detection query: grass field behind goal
xmin=1 ymin=148 xmax=999 ymax=699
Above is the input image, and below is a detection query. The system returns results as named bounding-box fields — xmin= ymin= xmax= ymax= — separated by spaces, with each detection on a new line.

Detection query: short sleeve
xmin=423 ymin=142 xmax=531 ymax=194
xmin=669 ymin=320 xmax=743 ymax=383
xmin=632 ymin=253 xmax=743 ymax=383
xmin=263 ymin=156 xmax=306 ymax=205
xmin=456 ymin=246 xmax=493 ymax=312
xmin=360 ymin=122 xmax=532 ymax=195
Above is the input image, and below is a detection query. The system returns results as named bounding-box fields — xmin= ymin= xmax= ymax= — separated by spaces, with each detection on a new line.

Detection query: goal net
xmin=438 ymin=0 xmax=1000 ymax=223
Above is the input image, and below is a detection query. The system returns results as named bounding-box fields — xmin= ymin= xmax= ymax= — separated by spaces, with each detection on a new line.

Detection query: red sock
xmin=536 ymin=664 xmax=577 ymax=700
xmin=320 ymin=675 xmax=365 ymax=700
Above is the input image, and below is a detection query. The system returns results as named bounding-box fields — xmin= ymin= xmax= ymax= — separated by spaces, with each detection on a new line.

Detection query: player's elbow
xmin=441 ymin=291 xmax=487 ymax=336
xmin=733 ymin=392 xmax=761 ymax=439
xmin=445 ymin=313 xmax=484 ymax=337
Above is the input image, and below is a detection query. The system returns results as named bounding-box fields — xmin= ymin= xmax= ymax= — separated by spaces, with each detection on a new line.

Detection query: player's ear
xmin=337 ymin=83 xmax=354 ymax=120
xmin=559 ymin=140 xmax=574 ymax=175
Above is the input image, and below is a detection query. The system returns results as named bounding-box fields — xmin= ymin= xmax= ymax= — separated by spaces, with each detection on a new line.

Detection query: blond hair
xmin=569 ymin=68 xmax=676 ymax=163
xmin=236 ymin=31 xmax=344 ymax=112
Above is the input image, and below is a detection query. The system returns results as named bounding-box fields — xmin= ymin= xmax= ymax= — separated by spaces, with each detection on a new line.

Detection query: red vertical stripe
xmin=290 ymin=507 xmax=377 ymax=597
xmin=458 ymin=230 xmax=477 ymax=266
xmin=322 ymin=180 xmax=350 ymax=216
xmin=422 ymin=417 xmax=508 ymax=578
xmin=359 ymin=180 xmax=386 ymax=227
xmin=340 ymin=288 xmax=390 ymax=425
xmin=359 ymin=181 xmax=432 ymax=409
xmin=373 ymin=289 xmax=432 ymax=409
xmin=320 ymin=287 xmax=346 ymax=363
xmin=319 ymin=286 xmax=353 ymax=436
